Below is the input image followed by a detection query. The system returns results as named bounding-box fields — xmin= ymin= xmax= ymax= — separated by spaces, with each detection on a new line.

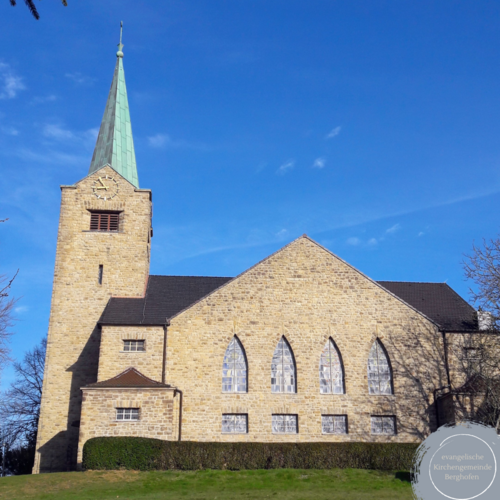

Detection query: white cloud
xmin=368 ymin=238 xmax=378 ymax=246
xmin=31 ymin=94 xmax=57 ymax=104
xmin=277 ymin=159 xmax=295 ymax=175
xmin=418 ymin=231 xmax=425 ymax=237
xmin=148 ymin=133 xmax=171 ymax=148
xmin=326 ymin=126 xmax=341 ymax=139
xmin=1 ymin=126 xmax=19 ymax=136
xmin=386 ymin=223 xmax=401 ymax=234
xmin=14 ymin=306 xmax=28 ymax=314
xmin=42 ymin=124 xmax=98 ymax=146
xmin=147 ymin=133 xmax=207 ymax=150
xmin=65 ymin=72 xmax=96 ymax=85
xmin=43 ymin=124 xmax=74 ymax=140
xmin=276 ymin=229 xmax=288 ymax=239
xmin=0 ymin=62 xmax=25 ymax=99
xmin=346 ymin=237 xmax=360 ymax=246
xmin=312 ymin=157 xmax=326 ymax=169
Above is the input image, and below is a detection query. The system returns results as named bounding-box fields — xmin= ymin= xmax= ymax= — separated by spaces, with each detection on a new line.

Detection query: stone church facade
xmin=33 ymin=37 xmax=479 ymax=473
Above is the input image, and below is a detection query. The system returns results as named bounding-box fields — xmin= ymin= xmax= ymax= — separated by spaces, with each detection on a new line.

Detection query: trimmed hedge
xmin=83 ymin=437 xmax=418 ymax=471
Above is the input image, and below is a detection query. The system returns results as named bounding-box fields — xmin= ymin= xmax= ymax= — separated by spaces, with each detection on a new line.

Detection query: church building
xmin=33 ymin=34 xmax=479 ymax=473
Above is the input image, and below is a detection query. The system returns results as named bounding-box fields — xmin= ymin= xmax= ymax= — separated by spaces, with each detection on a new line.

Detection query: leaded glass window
xmin=271 ymin=337 xmax=296 ymax=393
xmin=222 ymin=414 xmax=248 ymax=433
xmin=272 ymin=414 xmax=298 ymax=433
xmin=116 ymin=408 xmax=139 ymax=421
xmin=222 ymin=336 xmax=247 ymax=393
xmin=319 ymin=338 xmax=344 ymax=394
xmin=322 ymin=415 xmax=347 ymax=434
xmin=371 ymin=416 xmax=396 ymax=435
xmin=367 ymin=340 xmax=393 ymax=395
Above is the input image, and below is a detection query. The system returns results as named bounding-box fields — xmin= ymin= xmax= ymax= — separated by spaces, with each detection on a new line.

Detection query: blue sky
xmin=1 ymin=1 xmax=500 ymax=388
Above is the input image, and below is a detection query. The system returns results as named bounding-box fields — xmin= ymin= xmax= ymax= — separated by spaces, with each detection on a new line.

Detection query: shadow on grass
xmin=395 ymin=471 xmax=413 ymax=483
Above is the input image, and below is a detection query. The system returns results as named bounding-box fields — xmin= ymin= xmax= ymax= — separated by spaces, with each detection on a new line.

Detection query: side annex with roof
xmin=34 ymin=32 xmax=481 ymax=473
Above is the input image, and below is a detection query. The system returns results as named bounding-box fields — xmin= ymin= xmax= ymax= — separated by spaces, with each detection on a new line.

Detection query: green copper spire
xmin=89 ymin=22 xmax=139 ymax=188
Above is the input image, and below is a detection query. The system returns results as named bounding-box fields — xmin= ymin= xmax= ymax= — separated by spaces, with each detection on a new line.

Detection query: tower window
xmin=90 ymin=211 xmax=120 ymax=232
xmin=98 ymin=265 xmax=103 ymax=285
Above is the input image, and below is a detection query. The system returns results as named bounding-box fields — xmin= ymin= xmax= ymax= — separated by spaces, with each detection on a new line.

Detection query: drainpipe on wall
xmin=174 ymin=389 xmax=183 ymax=441
xmin=441 ymin=330 xmax=452 ymax=386
xmin=162 ymin=321 xmax=169 ymax=384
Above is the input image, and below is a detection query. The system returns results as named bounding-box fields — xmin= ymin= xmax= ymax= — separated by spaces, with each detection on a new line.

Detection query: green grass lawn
xmin=0 ymin=468 xmax=413 ymax=500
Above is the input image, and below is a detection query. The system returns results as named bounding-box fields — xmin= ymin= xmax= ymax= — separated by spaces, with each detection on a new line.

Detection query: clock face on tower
xmin=92 ymin=175 xmax=119 ymax=201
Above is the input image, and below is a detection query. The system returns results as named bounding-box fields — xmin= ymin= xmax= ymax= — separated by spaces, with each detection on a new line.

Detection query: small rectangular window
xmin=463 ymin=347 xmax=481 ymax=361
xmin=272 ymin=414 xmax=298 ymax=434
xmin=371 ymin=416 xmax=396 ymax=435
xmin=90 ymin=212 xmax=120 ymax=232
xmin=98 ymin=265 xmax=103 ymax=285
xmin=221 ymin=414 xmax=248 ymax=434
xmin=116 ymin=408 xmax=140 ymax=421
xmin=123 ymin=340 xmax=145 ymax=352
xmin=322 ymin=415 xmax=347 ymax=434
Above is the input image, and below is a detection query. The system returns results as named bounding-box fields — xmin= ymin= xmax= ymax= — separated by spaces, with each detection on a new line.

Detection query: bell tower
xmin=33 ymin=24 xmax=152 ymax=473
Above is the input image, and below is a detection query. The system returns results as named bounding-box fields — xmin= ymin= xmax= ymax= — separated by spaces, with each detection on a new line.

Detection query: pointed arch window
xmin=271 ymin=337 xmax=296 ymax=393
xmin=222 ymin=336 xmax=247 ymax=393
xmin=319 ymin=338 xmax=344 ymax=394
xmin=367 ymin=340 xmax=393 ymax=395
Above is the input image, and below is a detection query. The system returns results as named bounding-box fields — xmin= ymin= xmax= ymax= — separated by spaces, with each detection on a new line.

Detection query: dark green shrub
xmin=83 ymin=437 xmax=418 ymax=471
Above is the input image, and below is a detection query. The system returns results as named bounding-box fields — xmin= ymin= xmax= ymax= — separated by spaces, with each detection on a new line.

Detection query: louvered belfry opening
xmin=90 ymin=211 xmax=120 ymax=232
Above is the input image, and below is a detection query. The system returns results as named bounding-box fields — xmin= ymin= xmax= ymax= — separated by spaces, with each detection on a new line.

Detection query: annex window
xmin=222 ymin=336 xmax=247 ymax=393
xmin=221 ymin=414 xmax=248 ymax=434
xmin=319 ymin=338 xmax=344 ymax=394
xmin=116 ymin=408 xmax=140 ymax=421
xmin=371 ymin=416 xmax=396 ymax=435
xmin=90 ymin=211 xmax=120 ymax=232
xmin=271 ymin=336 xmax=296 ymax=393
xmin=322 ymin=415 xmax=347 ymax=434
xmin=123 ymin=340 xmax=145 ymax=352
xmin=272 ymin=414 xmax=298 ymax=434
xmin=367 ymin=340 xmax=393 ymax=395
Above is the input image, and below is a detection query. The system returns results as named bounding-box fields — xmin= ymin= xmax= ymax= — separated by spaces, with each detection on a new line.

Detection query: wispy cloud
xmin=0 ymin=62 xmax=25 ymax=99
xmin=42 ymin=123 xmax=98 ymax=145
xmin=148 ymin=133 xmax=170 ymax=148
xmin=418 ymin=231 xmax=425 ymax=237
xmin=326 ymin=126 xmax=341 ymax=139
xmin=1 ymin=126 xmax=19 ymax=136
xmin=276 ymin=228 xmax=288 ymax=239
xmin=386 ymin=223 xmax=401 ymax=234
xmin=368 ymin=238 xmax=378 ymax=246
xmin=312 ymin=157 xmax=326 ymax=169
xmin=277 ymin=159 xmax=295 ymax=175
xmin=14 ymin=148 xmax=85 ymax=166
xmin=147 ymin=132 xmax=209 ymax=150
xmin=43 ymin=124 xmax=74 ymax=140
xmin=65 ymin=72 xmax=96 ymax=85
xmin=346 ymin=237 xmax=361 ymax=246
xmin=14 ymin=306 xmax=28 ymax=314
xmin=31 ymin=94 xmax=57 ymax=104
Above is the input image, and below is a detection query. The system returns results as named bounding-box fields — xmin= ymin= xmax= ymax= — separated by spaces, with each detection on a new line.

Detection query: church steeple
xmin=89 ymin=22 xmax=139 ymax=188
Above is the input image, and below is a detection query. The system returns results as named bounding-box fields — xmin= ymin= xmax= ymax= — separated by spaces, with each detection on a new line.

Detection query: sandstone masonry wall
xmin=77 ymin=387 xmax=175 ymax=467
xmin=165 ymin=237 xmax=446 ymax=443
xmin=34 ymin=166 xmax=152 ymax=473
xmin=98 ymin=326 xmax=165 ymax=382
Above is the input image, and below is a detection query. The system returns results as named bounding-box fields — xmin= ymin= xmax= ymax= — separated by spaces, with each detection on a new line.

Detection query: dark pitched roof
xmin=100 ymin=275 xmax=233 ymax=326
xmin=377 ymin=281 xmax=477 ymax=332
xmin=85 ymin=367 xmax=172 ymax=388
xmin=99 ymin=275 xmax=477 ymax=332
